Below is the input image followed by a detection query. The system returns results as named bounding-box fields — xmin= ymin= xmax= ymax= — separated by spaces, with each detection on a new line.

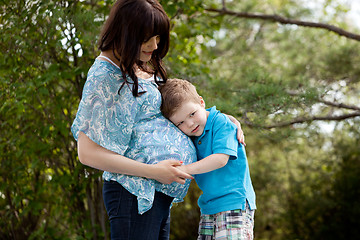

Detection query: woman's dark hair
xmin=98 ymin=0 xmax=170 ymax=97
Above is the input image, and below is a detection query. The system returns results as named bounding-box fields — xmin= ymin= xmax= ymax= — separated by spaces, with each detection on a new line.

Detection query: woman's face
xmin=140 ymin=35 xmax=160 ymax=62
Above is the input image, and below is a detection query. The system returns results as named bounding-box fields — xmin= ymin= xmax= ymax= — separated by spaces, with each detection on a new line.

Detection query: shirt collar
xmin=204 ymin=106 xmax=218 ymax=131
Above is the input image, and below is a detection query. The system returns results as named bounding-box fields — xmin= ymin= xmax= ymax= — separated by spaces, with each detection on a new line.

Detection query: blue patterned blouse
xmin=71 ymin=59 xmax=196 ymax=214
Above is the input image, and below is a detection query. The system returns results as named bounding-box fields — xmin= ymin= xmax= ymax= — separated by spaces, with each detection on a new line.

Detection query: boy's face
xmin=169 ymin=99 xmax=209 ymax=137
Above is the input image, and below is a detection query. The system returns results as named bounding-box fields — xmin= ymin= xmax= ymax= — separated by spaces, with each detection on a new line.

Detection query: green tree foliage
xmin=1 ymin=1 xmax=111 ymax=239
xmin=1 ymin=0 xmax=359 ymax=239
xmin=281 ymin=122 xmax=360 ymax=240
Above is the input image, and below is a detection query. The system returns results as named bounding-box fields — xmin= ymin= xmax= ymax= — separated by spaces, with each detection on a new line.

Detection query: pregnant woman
xmin=71 ymin=1 xmax=244 ymax=239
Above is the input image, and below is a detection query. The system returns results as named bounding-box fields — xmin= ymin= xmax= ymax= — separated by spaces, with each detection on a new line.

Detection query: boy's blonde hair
xmin=159 ymin=78 xmax=201 ymax=119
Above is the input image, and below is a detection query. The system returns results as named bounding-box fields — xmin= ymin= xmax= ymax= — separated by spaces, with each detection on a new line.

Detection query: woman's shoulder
xmin=87 ymin=59 xmax=123 ymax=85
xmin=84 ymin=59 xmax=139 ymax=101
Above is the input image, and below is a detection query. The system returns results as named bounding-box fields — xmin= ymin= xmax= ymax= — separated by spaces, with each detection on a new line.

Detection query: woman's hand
xmin=150 ymin=160 xmax=193 ymax=185
xmin=225 ymin=114 xmax=246 ymax=146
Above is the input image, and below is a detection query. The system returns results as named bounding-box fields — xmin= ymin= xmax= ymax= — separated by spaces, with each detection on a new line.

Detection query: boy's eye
xmin=190 ymin=111 xmax=196 ymax=116
xmin=176 ymin=121 xmax=184 ymax=127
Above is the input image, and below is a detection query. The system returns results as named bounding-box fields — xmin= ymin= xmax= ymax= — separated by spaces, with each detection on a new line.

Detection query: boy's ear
xmin=199 ymin=96 xmax=205 ymax=108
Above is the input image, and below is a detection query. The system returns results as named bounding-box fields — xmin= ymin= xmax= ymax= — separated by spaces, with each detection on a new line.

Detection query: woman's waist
xmin=102 ymin=173 xmax=191 ymax=200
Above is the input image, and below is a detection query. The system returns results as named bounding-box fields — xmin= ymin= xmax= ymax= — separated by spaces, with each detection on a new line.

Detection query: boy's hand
xmin=225 ymin=114 xmax=246 ymax=146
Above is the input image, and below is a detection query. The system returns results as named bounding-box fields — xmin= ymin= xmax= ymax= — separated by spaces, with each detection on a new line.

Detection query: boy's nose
xmin=187 ymin=120 xmax=194 ymax=128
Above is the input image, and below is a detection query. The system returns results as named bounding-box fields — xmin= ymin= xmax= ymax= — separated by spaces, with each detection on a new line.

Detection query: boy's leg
xmin=213 ymin=203 xmax=255 ymax=240
xmin=197 ymin=214 xmax=215 ymax=240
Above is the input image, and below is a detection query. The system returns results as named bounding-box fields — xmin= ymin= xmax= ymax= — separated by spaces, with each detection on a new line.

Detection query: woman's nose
xmin=147 ymin=37 xmax=158 ymax=50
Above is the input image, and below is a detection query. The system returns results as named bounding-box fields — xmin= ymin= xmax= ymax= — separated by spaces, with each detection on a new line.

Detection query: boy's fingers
xmin=237 ymin=130 xmax=246 ymax=146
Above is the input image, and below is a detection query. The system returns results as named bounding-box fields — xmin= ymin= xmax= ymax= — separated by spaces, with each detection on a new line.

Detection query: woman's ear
xmin=199 ymin=96 xmax=205 ymax=108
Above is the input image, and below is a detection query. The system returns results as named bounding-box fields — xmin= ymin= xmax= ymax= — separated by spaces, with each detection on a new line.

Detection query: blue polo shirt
xmin=192 ymin=106 xmax=256 ymax=215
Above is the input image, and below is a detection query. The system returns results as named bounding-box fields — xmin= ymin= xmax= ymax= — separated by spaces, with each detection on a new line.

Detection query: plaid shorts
xmin=197 ymin=202 xmax=255 ymax=240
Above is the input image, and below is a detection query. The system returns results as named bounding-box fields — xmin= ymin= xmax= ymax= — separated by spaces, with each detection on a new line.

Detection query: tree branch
xmin=244 ymin=111 xmax=360 ymax=129
xmin=286 ymin=90 xmax=360 ymax=111
xmin=205 ymin=8 xmax=360 ymax=41
xmin=319 ymin=99 xmax=360 ymax=111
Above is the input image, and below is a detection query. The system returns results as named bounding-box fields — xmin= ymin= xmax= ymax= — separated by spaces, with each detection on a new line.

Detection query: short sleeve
xmin=211 ymin=115 xmax=238 ymax=160
xmin=71 ymin=68 xmax=142 ymax=155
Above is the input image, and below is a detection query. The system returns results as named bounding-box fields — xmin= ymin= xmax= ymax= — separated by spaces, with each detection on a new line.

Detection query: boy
xmin=159 ymin=78 xmax=256 ymax=240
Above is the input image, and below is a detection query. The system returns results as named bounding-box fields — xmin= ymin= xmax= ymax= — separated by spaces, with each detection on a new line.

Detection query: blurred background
xmin=1 ymin=0 xmax=359 ymax=239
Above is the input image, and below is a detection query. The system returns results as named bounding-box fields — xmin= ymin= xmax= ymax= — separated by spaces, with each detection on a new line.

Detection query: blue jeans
xmin=103 ymin=180 xmax=173 ymax=240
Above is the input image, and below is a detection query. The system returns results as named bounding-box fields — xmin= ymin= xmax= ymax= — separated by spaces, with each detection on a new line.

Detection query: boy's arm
xmin=179 ymin=153 xmax=229 ymax=175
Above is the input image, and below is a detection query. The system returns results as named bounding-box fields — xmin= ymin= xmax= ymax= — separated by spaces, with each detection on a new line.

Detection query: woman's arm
xmin=224 ymin=114 xmax=246 ymax=146
xmin=77 ymin=132 xmax=193 ymax=184
xmin=178 ymin=153 xmax=229 ymax=175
